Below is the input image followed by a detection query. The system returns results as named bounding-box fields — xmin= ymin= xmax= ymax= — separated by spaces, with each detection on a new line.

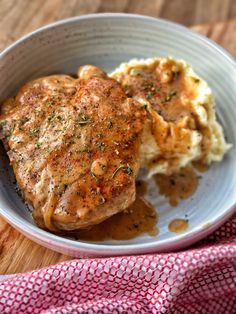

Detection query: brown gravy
xmin=168 ymin=218 xmax=189 ymax=233
xmin=74 ymin=167 xmax=200 ymax=241
xmin=154 ymin=167 xmax=198 ymax=206
xmin=192 ymin=160 xmax=209 ymax=172
xmin=76 ymin=196 xmax=158 ymax=241
xmin=136 ymin=180 xmax=148 ymax=196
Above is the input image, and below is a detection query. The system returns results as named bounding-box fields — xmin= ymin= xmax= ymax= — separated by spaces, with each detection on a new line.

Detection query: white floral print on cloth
xmin=0 ymin=214 xmax=236 ymax=314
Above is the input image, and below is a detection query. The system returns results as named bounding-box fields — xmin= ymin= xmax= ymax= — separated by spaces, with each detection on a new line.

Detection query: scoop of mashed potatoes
xmin=111 ymin=57 xmax=231 ymax=176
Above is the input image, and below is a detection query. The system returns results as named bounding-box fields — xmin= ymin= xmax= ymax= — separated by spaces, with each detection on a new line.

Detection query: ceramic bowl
xmin=0 ymin=13 xmax=236 ymax=257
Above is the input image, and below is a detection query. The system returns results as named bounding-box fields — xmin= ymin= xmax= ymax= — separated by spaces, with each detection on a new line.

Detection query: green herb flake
xmin=123 ymin=84 xmax=130 ymax=94
xmin=77 ymin=115 xmax=90 ymax=126
xmin=79 ymin=146 xmax=91 ymax=154
xmin=162 ymin=90 xmax=177 ymax=103
xmin=128 ymin=134 xmax=137 ymax=141
xmin=0 ymin=121 xmax=7 ymax=127
xmin=56 ymin=115 xmax=64 ymax=121
xmin=126 ymin=164 xmax=133 ymax=176
xmin=192 ymin=77 xmax=200 ymax=83
xmin=35 ymin=142 xmax=41 ymax=149
xmin=111 ymin=163 xmax=125 ymax=179
xmin=90 ymin=171 xmax=100 ymax=182
xmin=130 ymin=69 xmax=143 ymax=77
xmin=169 ymin=90 xmax=177 ymax=97
xmin=96 ymin=133 xmax=104 ymax=138
xmin=96 ymin=142 xmax=106 ymax=151
xmin=142 ymin=104 xmax=148 ymax=110
xmin=48 ymin=115 xmax=55 ymax=123
xmin=29 ymin=128 xmax=40 ymax=135
xmin=146 ymin=91 xmax=154 ymax=100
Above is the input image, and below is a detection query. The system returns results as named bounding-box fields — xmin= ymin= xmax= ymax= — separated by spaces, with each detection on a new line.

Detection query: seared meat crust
xmin=0 ymin=66 xmax=146 ymax=231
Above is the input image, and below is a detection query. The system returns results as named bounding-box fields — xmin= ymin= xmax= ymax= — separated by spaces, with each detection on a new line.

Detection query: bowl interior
xmin=0 ymin=14 xmax=236 ymax=254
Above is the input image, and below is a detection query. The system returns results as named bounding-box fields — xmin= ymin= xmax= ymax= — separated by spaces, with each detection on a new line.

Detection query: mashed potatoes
xmin=111 ymin=57 xmax=231 ymax=176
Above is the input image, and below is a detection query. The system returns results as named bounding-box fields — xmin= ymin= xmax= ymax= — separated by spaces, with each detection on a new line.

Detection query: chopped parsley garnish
xmin=90 ymin=171 xmax=100 ymax=182
xmin=162 ymin=90 xmax=177 ymax=103
xmin=112 ymin=163 xmax=126 ymax=178
xmin=0 ymin=121 xmax=7 ymax=127
xmin=128 ymin=134 xmax=137 ymax=141
xmin=123 ymin=84 xmax=130 ymax=94
xmin=29 ymin=128 xmax=40 ymax=135
xmin=169 ymin=90 xmax=177 ymax=97
xmin=126 ymin=164 xmax=133 ymax=176
xmin=79 ymin=146 xmax=91 ymax=153
xmin=192 ymin=77 xmax=200 ymax=83
xmin=35 ymin=142 xmax=41 ymax=149
xmin=48 ymin=115 xmax=55 ymax=122
xmin=56 ymin=115 xmax=64 ymax=121
xmin=96 ymin=142 xmax=106 ymax=151
xmin=142 ymin=104 xmax=148 ymax=110
xmin=111 ymin=163 xmax=133 ymax=178
xmin=96 ymin=133 xmax=104 ymax=138
xmin=77 ymin=115 xmax=90 ymax=126
xmin=130 ymin=69 xmax=143 ymax=76
xmin=146 ymin=91 xmax=154 ymax=99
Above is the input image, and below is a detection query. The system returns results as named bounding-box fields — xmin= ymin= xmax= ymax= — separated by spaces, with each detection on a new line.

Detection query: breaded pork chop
xmin=0 ymin=66 xmax=146 ymax=232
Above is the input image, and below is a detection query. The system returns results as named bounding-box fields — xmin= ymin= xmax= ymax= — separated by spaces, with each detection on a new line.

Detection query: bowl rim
xmin=0 ymin=13 xmax=235 ymax=256
xmin=1 ymin=13 xmax=235 ymax=65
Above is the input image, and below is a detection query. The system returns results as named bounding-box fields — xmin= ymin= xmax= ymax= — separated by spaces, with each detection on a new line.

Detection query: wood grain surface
xmin=0 ymin=0 xmax=236 ymax=51
xmin=0 ymin=1 xmax=235 ymax=275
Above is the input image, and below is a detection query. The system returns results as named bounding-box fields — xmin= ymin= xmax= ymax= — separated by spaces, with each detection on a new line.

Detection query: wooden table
xmin=0 ymin=4 xmax=235 ymax=274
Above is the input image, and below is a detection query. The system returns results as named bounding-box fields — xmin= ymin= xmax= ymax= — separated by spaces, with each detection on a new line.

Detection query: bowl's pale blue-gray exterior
xmin=0 ymin=13 xmax=236 ymax=257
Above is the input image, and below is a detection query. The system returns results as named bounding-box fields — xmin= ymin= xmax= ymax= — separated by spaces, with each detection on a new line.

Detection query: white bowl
xmin=0 ymin=13 xmax=236 ymax=257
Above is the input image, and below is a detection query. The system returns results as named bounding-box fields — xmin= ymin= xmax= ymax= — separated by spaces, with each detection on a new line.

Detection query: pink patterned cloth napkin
xmin=0 ymin=214 xmax=236 ymax=314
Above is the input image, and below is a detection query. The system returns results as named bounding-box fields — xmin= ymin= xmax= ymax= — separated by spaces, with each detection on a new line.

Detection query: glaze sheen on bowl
xmin=0 ymin=13 xmax=236 ymax=257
